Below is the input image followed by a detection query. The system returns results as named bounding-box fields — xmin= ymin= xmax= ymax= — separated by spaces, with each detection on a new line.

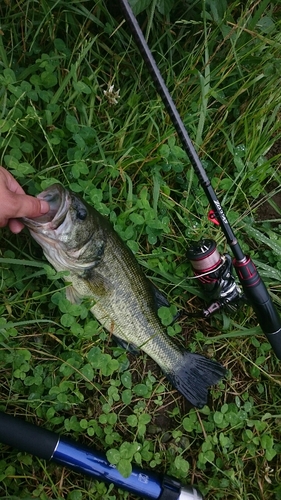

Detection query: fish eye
xmin=76 ymin=208 xmax=87 ymax=221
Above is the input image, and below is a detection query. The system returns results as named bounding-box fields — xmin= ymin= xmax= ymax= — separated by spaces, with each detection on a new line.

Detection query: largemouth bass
xmin=23 ymin=184 xmax=226 ymax=407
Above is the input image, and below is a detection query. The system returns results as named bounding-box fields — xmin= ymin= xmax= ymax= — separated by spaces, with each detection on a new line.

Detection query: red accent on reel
xmin=208 ymin=210 xmax=220 ymax=226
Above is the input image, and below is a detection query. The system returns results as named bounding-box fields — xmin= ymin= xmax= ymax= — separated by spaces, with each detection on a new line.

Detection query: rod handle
xmin=234 ymin=257 xmax=281 ymax=359
xmin=0 ymin=412 xmax=58 ymax=460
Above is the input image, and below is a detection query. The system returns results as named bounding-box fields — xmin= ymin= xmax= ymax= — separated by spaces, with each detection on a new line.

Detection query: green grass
xmin=1 ymin=0 xmax=281 ymax=498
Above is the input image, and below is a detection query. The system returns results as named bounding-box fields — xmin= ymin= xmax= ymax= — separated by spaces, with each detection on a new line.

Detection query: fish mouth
xmin=22 ymin=183 xmax=70 ymax=231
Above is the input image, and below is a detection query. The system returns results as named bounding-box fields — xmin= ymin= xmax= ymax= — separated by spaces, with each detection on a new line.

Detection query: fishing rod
xmin=118 ymin=0 xmax=281 ymax=359
xmin=0 ymin=412 xmax=203 ymax=500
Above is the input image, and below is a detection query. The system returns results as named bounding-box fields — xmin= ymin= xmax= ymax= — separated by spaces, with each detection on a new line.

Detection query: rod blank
xmin=118 ymin=0 xmax=281 ymax=358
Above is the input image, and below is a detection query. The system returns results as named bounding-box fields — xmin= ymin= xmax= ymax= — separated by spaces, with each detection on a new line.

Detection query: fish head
xmin=22 ymin=184 xmax=105 ymax=271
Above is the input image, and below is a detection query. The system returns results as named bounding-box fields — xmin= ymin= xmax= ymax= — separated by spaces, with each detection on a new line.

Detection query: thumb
xmin=12 ymin=193 xmax=50 ymax=219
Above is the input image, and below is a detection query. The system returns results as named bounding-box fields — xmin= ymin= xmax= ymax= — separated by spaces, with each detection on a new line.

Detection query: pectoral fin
xmin=66 ymin=285 xmax=83 ymax=304
xmin=83 ymin=268 xmax=112 ymax=297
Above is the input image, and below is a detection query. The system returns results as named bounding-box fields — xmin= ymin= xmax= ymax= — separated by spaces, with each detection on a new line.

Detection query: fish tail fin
xmin=164 ymin=352 xmax=226 ymax=408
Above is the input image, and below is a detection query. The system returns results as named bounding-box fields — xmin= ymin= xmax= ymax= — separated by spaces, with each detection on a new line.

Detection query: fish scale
xmin=23 ymin=183 xmax=226 ymax=407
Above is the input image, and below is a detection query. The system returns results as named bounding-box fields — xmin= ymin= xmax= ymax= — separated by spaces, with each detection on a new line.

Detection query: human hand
xmin=0 ymin=167 xmax=49 ymax=233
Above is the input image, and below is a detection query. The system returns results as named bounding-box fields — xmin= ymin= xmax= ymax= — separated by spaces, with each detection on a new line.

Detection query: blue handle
xmin=0 ymin=413 xmax=203 ymax=499
xmin=54 ymin=438 xmax=162 ymax=499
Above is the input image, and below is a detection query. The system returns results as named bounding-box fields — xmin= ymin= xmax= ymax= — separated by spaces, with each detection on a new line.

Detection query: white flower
xmin=103 ymin=84 xmax=120 ymax=105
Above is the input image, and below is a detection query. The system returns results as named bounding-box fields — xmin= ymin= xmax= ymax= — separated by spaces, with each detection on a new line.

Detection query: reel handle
xmin=234 ymin=257 xmax=281 ymax=359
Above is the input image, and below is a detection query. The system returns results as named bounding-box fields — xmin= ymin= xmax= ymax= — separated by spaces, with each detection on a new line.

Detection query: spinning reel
xmin=187 ymin=238 xmax=244 ymax=318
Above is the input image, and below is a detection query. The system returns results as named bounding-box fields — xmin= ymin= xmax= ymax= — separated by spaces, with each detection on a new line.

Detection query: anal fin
xmin=151 ymin=282 xmax=180 ymax=323
xmin=112 ymin=334 xmax=140 ymax=356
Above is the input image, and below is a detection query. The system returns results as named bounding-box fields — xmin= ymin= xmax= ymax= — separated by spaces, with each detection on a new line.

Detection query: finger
xmin=0 ymin=217 xmax=9 ymax=228
xmin=9 ymin=219 xmax=25 ymax=233
xmin=11 ymin=193 xmax=49 ymax=219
